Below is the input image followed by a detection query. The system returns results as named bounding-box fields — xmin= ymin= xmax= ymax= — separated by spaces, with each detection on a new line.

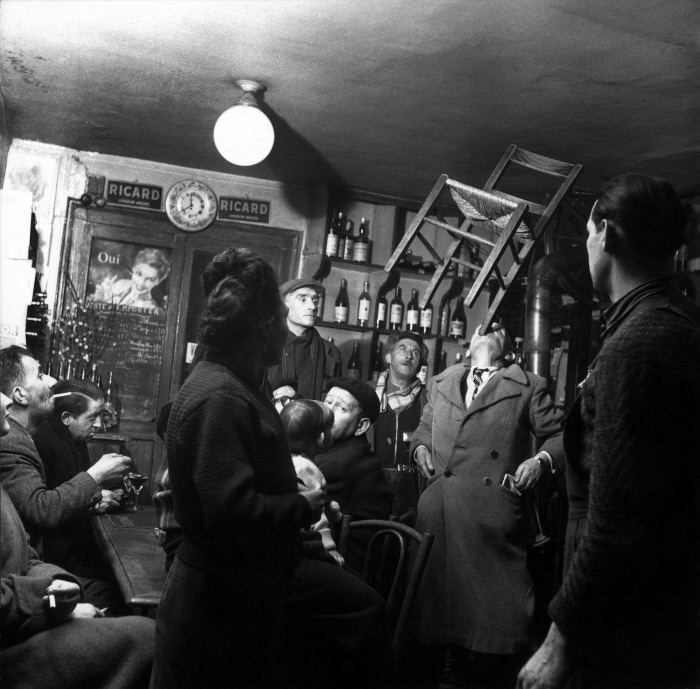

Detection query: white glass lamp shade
xmin=213 ymin=103 xmax=275 ymax=166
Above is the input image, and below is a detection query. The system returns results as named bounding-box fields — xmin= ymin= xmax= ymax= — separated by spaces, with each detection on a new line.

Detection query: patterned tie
xmin=472 ymin=367 xmax=487 ymax=401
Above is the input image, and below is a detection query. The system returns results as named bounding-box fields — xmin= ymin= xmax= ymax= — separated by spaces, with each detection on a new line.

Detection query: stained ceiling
xmin=1 ymin=0 xmax=699 ymax=204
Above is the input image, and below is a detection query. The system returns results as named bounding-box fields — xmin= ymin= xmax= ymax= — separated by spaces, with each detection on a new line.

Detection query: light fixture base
xmin=235 ymin=79 xmax=267 ymax=96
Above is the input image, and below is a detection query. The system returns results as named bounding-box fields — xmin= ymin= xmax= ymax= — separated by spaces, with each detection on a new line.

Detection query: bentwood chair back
xmin=338 ymin=515 xmax=434 ymax=661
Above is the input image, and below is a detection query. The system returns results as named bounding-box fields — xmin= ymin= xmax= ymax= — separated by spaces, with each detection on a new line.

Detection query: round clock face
xmin=165 ymin=180 xmax=218 ymax=232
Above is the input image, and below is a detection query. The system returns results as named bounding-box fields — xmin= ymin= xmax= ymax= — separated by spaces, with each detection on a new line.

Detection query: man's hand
xmin=514 ymin=456 xmax=543 ymax=491
xmin=91 ymin=488 xmax=124 ymax=514
xmin=69 ymin=603 xmax=105 ymax=619
xmin=414 ymin=445 xmax=434 ymax=479
xmin=87 ymin=453 xmax=131 ymax=487
xmin=300 ymin=488 xmax=325 ymax=521
xmin=517 ymin=622 xmax=573 ymax=689
xmin=45 ymin=579 xmax=81 ymax=621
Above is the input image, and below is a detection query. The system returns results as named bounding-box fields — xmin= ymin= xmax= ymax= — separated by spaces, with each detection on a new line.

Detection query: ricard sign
xmin=106 ymin=181 xmax=163 ymax=210
xmin=218 ymin=197 xmax=270 ymax=224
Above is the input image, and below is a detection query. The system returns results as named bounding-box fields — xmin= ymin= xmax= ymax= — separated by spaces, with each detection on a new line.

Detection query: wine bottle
xmin=371 ymin=340 xmax=384 ymax=385
xmin=336 ymin=212 xmax=346 ymax=260
xmin=352 ymin=217 xmax=370 ymax=263
xmin=96 ymin=374 xmax=104 ymax=394
xmin=389 ymin=287 xmax=404 ymax=331
xmin=375 ymin=292 xmax=388 ymax=330
xmin=325 ymin=215 xmax=339 ymax=258
xmin=438 ymin=298 xmax=451 ymax=337
xmin=342 ymin=219 xmax=355 ymax=261
xmin=438 ymin=350 xmax=447 ymax=373
xmin=346 ymin=340 xmax=361 ymax=380
xmin=406 ymin=288 xmax=420 ymax=333
xmin=316 ymin=283 xmax=326 ymax=322
xmin=357 ymin=280 xmax=371 ymax=327
xmin=334 ymin=278 xmax=349 ymax=323
xmin=420 ymin=301 xmax=433 ymax=336
xmin=449 ymin=297 xmax=466 ymax=339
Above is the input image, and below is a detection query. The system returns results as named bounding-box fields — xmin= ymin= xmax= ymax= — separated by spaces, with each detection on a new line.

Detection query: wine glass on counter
xmin=123 ymin=472 xmax=148 ymax=511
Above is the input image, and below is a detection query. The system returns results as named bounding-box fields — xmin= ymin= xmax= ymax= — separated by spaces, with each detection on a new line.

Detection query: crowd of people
xmin=1 ymin=173 xmax=699 ymax=689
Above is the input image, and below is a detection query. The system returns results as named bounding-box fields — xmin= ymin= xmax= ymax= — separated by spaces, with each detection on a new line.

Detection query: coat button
xmin=490 ymin=450 xmax=499 ymax=459
xmin=444 ymin=469 xmax=452 ymax=477
xmin=483 ymin=477 xmax=493 ymax=486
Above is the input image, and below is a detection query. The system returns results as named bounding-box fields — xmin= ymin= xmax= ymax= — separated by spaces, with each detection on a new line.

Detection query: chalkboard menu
xmin=85 ymin=237 xmax=172 ymax=422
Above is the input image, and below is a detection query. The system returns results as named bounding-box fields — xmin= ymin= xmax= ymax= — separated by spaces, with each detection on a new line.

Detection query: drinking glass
xmin=123 ymin=473 xmax=148 ymax=511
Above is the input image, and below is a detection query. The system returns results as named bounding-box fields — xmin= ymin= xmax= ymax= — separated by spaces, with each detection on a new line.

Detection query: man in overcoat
xmin=411 ymin=324 xmax=564 ymax=687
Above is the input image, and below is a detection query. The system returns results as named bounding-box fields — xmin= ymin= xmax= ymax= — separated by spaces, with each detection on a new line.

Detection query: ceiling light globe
xmin=213 ymin=103 xmax=275 ymax=167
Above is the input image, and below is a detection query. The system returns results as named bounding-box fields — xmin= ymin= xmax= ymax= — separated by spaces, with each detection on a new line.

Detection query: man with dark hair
xmin=371 ymin=331 xmax=428 ymax=516
xmin=0 ymin=391 xmax=155 ymax=689
xmin=0 ymin=347 xmax=130 ymax=570
xmin=316 ymin=377 xmax=392 ymax=572
xmin=518 ymin=174 xmax=700 ymax=689
xmin=266 ymin=277 xmax=342 ymax=401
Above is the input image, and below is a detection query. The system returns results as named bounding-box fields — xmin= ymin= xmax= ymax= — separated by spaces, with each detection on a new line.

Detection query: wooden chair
xmin=338 ymin=515 xmax=434 ymax=666
xmin=384 ymin=144 xmax=583 ymax=334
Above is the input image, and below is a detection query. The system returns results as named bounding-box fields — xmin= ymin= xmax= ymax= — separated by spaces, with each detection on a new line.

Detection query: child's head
xmin=280 ymin=399 xmax=334 ymax=457
xmin=131 ymin=247 xmax=171 ymax=295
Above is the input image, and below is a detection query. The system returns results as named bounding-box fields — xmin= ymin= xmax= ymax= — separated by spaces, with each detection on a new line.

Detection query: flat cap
xmin=280 ymin=277 xmax=323 ymax=297
xmin=325 ymin=377 xmax=380 ymax=425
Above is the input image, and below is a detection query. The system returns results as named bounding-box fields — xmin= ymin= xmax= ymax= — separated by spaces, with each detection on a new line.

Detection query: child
xmin=280 ymin=399 xmax=344 ymax=567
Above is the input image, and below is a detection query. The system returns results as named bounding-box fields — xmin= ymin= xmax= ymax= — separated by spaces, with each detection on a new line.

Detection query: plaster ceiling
xmin=1 ymin=0 xmax=699 ymax=204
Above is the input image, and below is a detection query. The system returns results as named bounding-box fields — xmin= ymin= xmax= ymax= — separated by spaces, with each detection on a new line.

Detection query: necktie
xmin=472 ymin=368 xmax=487 ymax=401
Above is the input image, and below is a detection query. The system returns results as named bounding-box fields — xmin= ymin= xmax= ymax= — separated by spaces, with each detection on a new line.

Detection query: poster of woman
xmin=86 ymin=239 xmax=172 ymax=316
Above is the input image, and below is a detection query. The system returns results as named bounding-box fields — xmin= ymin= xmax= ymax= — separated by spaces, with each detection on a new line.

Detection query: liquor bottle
xmin=89 ymin=362 xmax=98 ymax=383
xmin=375 ymin=291 xmax=388 ymax=329
xmin=406 ymin=289 xmax=420 ymax=332
xmin=455 ymin=352 xmax=463 ymax=365
xmin=514 ymin=336 xmax=525 ymax=369
xmin=420 ymin=301 xmax=433 ymax=336
xmin=371 ymin=340 xmax=384 ymax=385
xmin=336 ymin=212 xmax=346 ymax=260
xmin=96 ymin=374 xmax=104 ymax=395
xmin=449 ymin=297 xmax=466 ymax=339
xmin=346 ymin=340 xmax=361 ymax=380
xmin=352 ymin=217 xmax=370 ymax=263
xmin=438 ymin=298 xmax=451 ymax=337
xmin=389 ymin=287 xmax=404 ymax=331
xmin=342 ymin=219 xmax=355 ymax=261
xmin=325 ymin=216 xmax=339 ymax=258
xmin=437 ymin=350 xmax=447 ymax=373
xmin=357 ymin=281 xmax=371 ymax=327
xmin=334 ymin=278 xmax=349 ymax=323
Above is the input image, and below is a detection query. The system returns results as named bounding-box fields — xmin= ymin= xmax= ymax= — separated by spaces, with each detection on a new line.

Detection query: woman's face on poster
xmin=131 ymin=262 xmax=166 ymax=295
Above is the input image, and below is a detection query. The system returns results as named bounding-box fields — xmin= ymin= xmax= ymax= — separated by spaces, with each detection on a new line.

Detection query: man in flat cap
xmin=266 ymin=278 xmax=342 ymax=401
xmin=315 ymin=378 xmax=392 ymax=572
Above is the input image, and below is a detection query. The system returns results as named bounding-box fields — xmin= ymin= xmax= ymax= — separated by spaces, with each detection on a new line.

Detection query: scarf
xmin=375 ymin=371 xmax=423 ymax=413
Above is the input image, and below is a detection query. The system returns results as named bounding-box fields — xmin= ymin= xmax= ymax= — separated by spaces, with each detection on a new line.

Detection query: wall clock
xmin=165 ymin=179 xmax=218 ymax=232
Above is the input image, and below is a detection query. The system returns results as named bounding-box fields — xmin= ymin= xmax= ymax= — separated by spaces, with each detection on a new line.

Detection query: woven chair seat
xmin=448 ymin=180 xmax=533 ymax=241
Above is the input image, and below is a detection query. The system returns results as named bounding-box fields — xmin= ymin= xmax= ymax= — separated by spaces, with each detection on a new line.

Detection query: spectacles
xmin=274 ymin=395 xmax=297 ymax=407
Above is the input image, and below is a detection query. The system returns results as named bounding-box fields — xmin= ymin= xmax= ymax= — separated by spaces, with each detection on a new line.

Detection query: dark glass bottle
xmin=438 ymin=350 xmax=447 ymax=373
xmin=375 ymin=291 xmax=388 ymax=330
xmin=352 ymin=217 xmax=370 ymax=263
xmin=389 ymin=287 xmax=404 ymax=331
xmin=406 ymin=288 xmax=420 ymax=332
xmin=514 ymin=336 xmax=525 ymax=369
xmin=357 ymin=280 xmax=371 ymax=327
xmin=449 ymin=297 xmax=466 ymax=339
xmin=371 ymin=340 xmax=384 ymax=385
xmin=334 ymin=278 xmax=349 ymax=324
xmin=336 ymin=212 xmax=346 ymax=260
xmin=420 ymin=300 xmax=433 ymax=336
xmin=346 ymin=340 xmax=361 ymax=380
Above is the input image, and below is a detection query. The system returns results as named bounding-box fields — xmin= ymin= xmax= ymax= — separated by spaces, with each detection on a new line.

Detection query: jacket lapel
xmin=464 ymin=364 xmax=528 ymax=418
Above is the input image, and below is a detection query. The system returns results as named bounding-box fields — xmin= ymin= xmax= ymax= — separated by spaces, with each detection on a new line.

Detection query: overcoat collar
xmin=435 ymin=363 xmax=530 ymax=418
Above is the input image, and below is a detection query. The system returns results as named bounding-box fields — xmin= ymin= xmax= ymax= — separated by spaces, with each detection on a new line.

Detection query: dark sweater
xmin=167 ymin=351 xmax=312 ymax=573
xmin=550 ymin=279 xmax=700 ymax=685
